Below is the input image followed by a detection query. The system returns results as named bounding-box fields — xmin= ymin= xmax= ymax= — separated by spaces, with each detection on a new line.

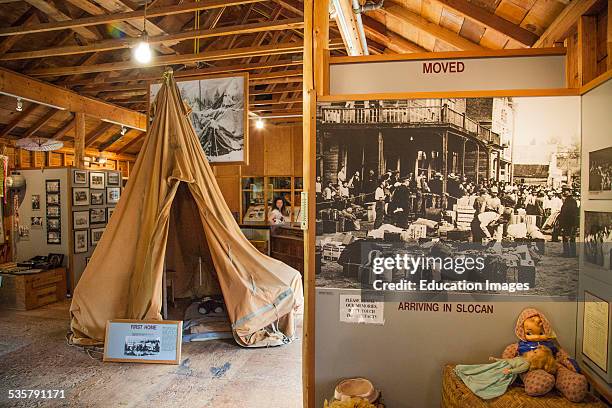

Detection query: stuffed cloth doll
xmin=501 ymin=308 xmax=587 ymax=402
xmin=455 ymin=345 xmax=556 ymax=400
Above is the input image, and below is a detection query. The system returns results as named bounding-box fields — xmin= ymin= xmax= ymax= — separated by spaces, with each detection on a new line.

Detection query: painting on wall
xmin=588 ymin=146 xmax=612 ymax=199
xmin=150 ymin=74 xmax=248 ymax=164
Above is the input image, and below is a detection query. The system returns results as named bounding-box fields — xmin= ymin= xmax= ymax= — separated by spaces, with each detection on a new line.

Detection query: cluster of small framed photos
xmin=46 ymin=179 xmax=61 ymax=245
xmin=72 ymin=170 xmax=121 ymax=254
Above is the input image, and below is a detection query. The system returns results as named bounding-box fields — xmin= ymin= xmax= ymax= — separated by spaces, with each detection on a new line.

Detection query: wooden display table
xmin=0 ymin=268 xmax=67 ymax=310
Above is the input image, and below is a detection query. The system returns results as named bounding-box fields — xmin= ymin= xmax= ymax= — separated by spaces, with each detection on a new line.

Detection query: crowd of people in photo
xmin=316 ymin=166 xmax=581 ymax=257
xmin=589 ymin=159 xmax=612 ymax=191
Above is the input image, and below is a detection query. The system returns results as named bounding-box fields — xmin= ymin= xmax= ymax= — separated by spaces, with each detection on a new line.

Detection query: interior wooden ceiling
xmin=0 ymin=0 xmax=573 ymax=156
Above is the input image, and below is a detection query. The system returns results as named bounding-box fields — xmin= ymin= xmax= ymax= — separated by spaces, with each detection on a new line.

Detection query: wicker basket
xmin=442 ymin=365 xmax=606 ymax=408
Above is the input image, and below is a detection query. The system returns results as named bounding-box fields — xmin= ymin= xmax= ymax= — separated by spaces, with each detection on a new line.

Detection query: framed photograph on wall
xmin=90 ymin=208 xmax=106 ymax=224
xmin=90 ymin=191 xmax=105 ymax=206
xmin=74 ymin=230 xmax=88 ymax=254
xmin=588 ymin=146 xmax=612 ymax=199
xmin=31 ymin=194 xmax=40 ymax=210
xmin=46 ymin=193 xmax=60 ymax=205
xmin=149 ymin=73 xmax=248 ymax=164
xmin=73 ymin=188 xmax=89 ymax=206
xmin=90 ymin=172 xmax=105 ymax=189
xmin=74 ymin=170 xmax=88 ymax=186
xmin=103 ymin=319 xmax=182 ymax=364
xmin=47 ymin=206 xmax=60 ymax=217
xmin=106 ymin=187 xmax=121 ymax=204
xmin=584 ymin=211 xmax=612 ymax=270
xmin=47 ymin=230 xmax=61 ymax=245
xmin=73 ymin=211 xmax=90 ymax=229
xmin=47 ymin=217 xmax=61 ymax=231
xmin=107 ymin=172 xmax=121 ymax=186
xmin=91 ymin=227 xmax=105 ymax=245
xmin=47 ymin=253 xmax=64 ymax=268
xmin=46 ymin=179 xmax=60 ymax=194
xmin=31 ymin=216 xmax=42 ymax=228
xmin=107 ymin=207 xmax=115 ymax=220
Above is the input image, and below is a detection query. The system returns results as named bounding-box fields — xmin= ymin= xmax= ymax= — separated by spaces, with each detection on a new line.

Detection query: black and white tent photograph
xmin=150 ymin=74 xmax=247 ymax=164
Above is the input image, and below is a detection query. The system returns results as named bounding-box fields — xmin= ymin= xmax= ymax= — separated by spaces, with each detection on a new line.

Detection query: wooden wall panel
xmin=264 ymin=126 xmax=293 ymax=175
xmin=292 ymin=126 xmax=303 ymax=177
xmin=242 ymin=128 xmax=264 ymax=175
xmin=214 ymin=165 xmax=240 ymax=177
xmin=216 ymin=176 xmax=240 ymax=215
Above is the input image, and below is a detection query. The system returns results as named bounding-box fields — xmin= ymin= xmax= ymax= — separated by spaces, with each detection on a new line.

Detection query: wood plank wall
xmin=213 ymin=123 xmax=303 ymax=217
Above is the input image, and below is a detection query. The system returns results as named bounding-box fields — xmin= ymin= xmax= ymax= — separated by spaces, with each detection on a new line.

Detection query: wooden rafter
xmin=84 ymin=122 xmax=114 ymax=147
xmin=0 ymin=0 xmax=265 ymax=37
xmin=376 ymin=2 xmax=487 ymax=51
xmin=24 ymin=0 xmax=100 ymax=41
xmin=431 ymin=0 xmax=539 ymax=47
xmin=0 ymin=8 xmax=39 ymax=57
xmin=534 ymin=0 xmax=601 ymax=48
xmin=26 ymin=42 xmax=315 ymax=77
xmin=0 ymin=19 xmax=304 ymax=61
xmin=0 ymin=67 xmax=146 ymax=130
xmin=20 ymin=108 xmax=60 ymax=139
xmin=362 ymin=15 xmax=426 ymax=53
xmin=0 ymin=103 xmax=41 ymax=138
xmin=51 ymin=116 xmax=76 ymax=140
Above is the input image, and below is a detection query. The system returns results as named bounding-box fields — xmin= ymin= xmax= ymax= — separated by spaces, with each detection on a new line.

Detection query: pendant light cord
xmin=143 ymin=0 xmax=148 ymax=35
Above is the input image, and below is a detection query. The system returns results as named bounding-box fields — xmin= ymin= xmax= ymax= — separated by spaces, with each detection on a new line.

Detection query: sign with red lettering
xmin=422 ymin=61 xmax=465 ymax=74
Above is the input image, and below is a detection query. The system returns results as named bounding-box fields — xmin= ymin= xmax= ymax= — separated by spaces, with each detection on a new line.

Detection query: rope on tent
xmin=65 ymin=332 xmax=104 ymax=361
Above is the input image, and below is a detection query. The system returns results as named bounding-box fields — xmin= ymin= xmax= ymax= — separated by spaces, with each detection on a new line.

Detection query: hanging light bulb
xmin=133 ymin=1 xmax=152 ymax=64
xmin=133 ymin=31 xmax=152 ymax=64
xmin=255 ymin=118 xmax=264 ymax=129
xmin=410 ymin=136 xmax=414 ymax=141
xmin=16 ymin=97 xmax=23 ymax=112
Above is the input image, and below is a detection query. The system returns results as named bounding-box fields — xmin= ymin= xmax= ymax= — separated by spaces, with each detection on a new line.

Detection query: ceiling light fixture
xmin=255 ymin=118 xmax=264 ymax=129
xmin=133 ymin=1 xmax=152 ymax=64
xmin=16 ymin=97 xmax=23 ymax=112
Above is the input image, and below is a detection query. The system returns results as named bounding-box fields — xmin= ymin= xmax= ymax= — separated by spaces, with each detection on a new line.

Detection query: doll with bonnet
xmin=454 ymin=345 xmax=557 ymax=400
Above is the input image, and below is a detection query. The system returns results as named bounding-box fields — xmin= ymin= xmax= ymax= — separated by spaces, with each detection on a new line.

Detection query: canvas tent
xmin=69 ymin=72 xmax=303 ymax=347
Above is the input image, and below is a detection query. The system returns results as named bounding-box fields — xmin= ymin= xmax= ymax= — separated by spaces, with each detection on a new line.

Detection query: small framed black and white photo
xmin=107 ymin=172 xmax=121 ymax=187
xmin=46 ymin=179 xmax=60 ymax=194
xmin=73 ymin=211 xmax=90 ymax=229
xmin=90 ymin=172 xmax=105 ymax=189
xmin=90 ymin=191 xmax=105 ymax=206
xmin=31 ymin=216 xmax=43 ymax=228
xmin=46 ymin=193 xmax=60 ymax=205
xmin=47 ymin=205 xmax=60 ymax=217
xmin=106 ymin=187 xmax=121 ymax=204
xmin=47 ymin=217 xmax=61 ymax=231
xmin=31 ymin=194 xmax=40 ymax=211
xmin=91 ymin=227 xmax=105 ymax=245
xmin=73 ymin=170 xmax=88 ymax=186
xmin=73 ymin=188 xmax=89 ymax=206
xmin=47 ymin=230 xmax=61 ymax=245
xmin=74 ymin=230 xmax=88 ymax=254
xmin=90 ymin=208 xmax=106 ymax=224
xmin=107 ymin=207 xmax=115 ymax=220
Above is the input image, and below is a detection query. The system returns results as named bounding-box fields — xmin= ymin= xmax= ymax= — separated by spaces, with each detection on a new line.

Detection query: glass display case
xmin=241 ymin=177 xmax=265 ymax=224
xmin=240 ymin=176 xmax=303 ymax=224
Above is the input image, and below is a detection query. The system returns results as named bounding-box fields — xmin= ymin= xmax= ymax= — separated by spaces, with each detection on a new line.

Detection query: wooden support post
xmin=578 ymin=15 xmax=598 ymax=86
xmin=74 ymin=113 xmax=86 ymax=169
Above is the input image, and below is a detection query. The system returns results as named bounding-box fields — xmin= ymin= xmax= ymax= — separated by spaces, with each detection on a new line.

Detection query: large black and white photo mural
xmin=150 ymin=74 xmax=248 ymax=164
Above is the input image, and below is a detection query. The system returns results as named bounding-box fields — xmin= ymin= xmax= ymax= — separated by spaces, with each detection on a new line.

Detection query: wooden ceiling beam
xmin=0 ymin=0 xmax=265 ymax=37
xmin=97 ymin=128 xmax=138 ymax=151
xmin=84 ymin=122 xmax=114 ymax=147
xmin=0 ymin=8 xmax=39 ymax=57
xmin=27 ymin=41 xmax=316 ymax=77
xmin=431 ymin=0 xmax=539 ymax=47
xmin=377 ymin=2 xmax=486 ymax=51
xmin=272 ymin=0 xmax=303 ymax=16
xmin=0 ymin=67 xmax=147 ymax=130
xmin=1 ymin=19 xmax=304 ymax=61
xmin=362 ymin=15 xmax=426 ymax=53
xmin=0 ymin=103 xmax=41 ymax=138
xmin=20 ymin=108 xmax=60 ymax=139
xmin=534 ymin=0 xmax=601 ymax=48
xmin=51 ymin=116 xmax=76 ymax=140
xmin=24 ymin=0 xmax=100 ymax=41
xmin=114 ymin=131 xmax=144 ymax=154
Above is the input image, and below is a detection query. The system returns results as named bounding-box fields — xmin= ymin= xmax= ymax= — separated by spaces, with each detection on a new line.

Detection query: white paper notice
xmin=339 ymin=294 xmax=384 ymax=325
xmin=583 ymin=292 xmax=610 ymax=372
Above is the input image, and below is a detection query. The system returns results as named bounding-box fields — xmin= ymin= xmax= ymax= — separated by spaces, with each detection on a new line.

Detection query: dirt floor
xmin=0 ymin=301 xmax=302 ymax=408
